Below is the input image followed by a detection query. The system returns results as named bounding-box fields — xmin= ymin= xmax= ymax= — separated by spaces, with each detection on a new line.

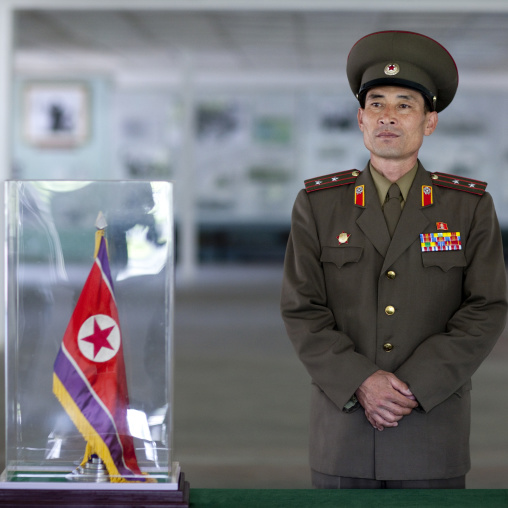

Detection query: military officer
xmin=280 ymin=31 xmax=507 ymax=489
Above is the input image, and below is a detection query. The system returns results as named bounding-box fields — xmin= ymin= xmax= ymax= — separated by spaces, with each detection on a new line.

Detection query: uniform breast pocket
xmin=421 ymin=250 xmax=467 ymax=272
xmin=320 ymin=246 xmax=363 ymax=269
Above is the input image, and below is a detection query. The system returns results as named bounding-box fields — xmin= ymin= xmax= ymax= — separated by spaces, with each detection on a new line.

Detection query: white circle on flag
xmin=78 ymin=314 xmax=121 ymax=363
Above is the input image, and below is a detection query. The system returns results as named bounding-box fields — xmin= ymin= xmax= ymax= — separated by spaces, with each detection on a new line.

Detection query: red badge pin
xmin=337 ymin=232 xmax=350 ymax=245
xmin=436 ymin=222 xmax=448 ymax=231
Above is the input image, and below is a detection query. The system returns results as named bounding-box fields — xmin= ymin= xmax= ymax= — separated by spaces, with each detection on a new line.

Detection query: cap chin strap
xmin=358 ymin=78 xmax=436 ymax=111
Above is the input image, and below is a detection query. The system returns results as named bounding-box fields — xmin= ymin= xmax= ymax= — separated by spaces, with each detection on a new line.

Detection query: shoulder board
xmin=305 ymin=169 xmax=360 ymax=193
xmin=431 ymin=172 xmax=487 ymax=196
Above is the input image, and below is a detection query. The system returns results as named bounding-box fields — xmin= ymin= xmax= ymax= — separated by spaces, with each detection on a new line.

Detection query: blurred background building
xmin=1 ymin=0 xmax=507 ymax=489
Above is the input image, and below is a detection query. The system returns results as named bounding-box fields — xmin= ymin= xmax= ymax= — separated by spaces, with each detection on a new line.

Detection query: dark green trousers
xmin=311 ymin=470 xmax=466 ymax=489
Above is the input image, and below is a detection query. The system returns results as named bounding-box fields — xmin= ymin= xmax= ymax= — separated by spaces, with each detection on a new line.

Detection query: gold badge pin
xmin=384 ymin=63 xmax=400 ymax=76
xmin=337 ymin=232 xmax=350 ymax=245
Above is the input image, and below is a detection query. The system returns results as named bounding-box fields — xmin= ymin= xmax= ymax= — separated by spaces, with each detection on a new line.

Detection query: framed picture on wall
xmin=23 ymin=82 xmax=90 ymax=149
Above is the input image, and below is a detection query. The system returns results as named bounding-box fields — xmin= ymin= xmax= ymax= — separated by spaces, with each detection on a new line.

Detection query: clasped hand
xmin=355 ymin=370 xmax=418 ymax=431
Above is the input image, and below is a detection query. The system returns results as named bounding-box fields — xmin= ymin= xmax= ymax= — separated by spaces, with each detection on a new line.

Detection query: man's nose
xmin=379 ymin=107 xmax=396 ymax=124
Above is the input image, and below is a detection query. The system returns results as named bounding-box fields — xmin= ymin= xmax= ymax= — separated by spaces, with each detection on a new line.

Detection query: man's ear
xmin=357 ymin=108 xmax=365 ymax=132
xmin=424 ymin=111 xmax=438 ymax=136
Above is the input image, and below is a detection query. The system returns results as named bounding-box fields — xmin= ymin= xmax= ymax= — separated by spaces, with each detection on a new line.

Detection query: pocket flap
xmin=422 ymin=251 xmax=467 ymax=272
xmin=320 ymin=246 xmax=363 ymax=268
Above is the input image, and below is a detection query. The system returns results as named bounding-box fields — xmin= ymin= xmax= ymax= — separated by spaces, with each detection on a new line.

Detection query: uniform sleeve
xmin=280 ymin=189 xmax=379 ymax=410
xmin=395 ymin=191 xmax=507 ymax=412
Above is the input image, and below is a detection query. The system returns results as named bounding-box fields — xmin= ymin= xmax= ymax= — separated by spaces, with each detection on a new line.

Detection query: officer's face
xmin=357 ymin=86 xmax=438 ymax=165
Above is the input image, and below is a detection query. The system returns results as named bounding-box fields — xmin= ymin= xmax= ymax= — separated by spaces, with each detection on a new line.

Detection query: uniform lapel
xmin=381 ymin=164 xmax=431 ymax=273
xmin=355 ymin=167 xmax=391 ymax=258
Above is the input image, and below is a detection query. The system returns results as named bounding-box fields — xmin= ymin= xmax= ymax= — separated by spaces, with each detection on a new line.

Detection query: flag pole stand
xmin=67 ymin=455 xmax=110 ymax=482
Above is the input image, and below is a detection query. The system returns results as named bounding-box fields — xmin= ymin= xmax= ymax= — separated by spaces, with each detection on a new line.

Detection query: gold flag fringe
xmin=53 ymin=373 xmax=155 ymax=483
xmin=94 ymin=228 xmax=108 ymax=259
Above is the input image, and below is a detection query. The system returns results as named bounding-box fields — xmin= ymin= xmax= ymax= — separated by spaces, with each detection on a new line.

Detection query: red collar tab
xmin=422 ymin=185 xmax=433 ymax=207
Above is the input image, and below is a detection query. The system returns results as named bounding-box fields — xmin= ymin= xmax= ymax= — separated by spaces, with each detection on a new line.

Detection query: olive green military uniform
xmin=281 ymin=31 xmax=507 ymax=483
xmin=281 ymin=161 xmax=507 ymax=480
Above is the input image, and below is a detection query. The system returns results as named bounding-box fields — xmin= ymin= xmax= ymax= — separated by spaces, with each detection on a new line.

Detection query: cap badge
xmin=337 ymin=232 xmax=351 ymax=245
xmin=384 ymin=63 xmax=400 ymax=76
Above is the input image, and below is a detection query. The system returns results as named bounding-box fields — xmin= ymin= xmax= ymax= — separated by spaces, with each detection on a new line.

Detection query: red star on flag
xmin=82 ymin=318 xmax=115 ymax=358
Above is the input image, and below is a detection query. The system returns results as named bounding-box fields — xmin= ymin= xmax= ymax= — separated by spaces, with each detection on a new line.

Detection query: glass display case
xmin=2 ymin=181 xmax=179 ymax=492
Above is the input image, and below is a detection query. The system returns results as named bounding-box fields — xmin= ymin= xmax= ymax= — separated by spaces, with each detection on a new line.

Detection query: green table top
xmin=189 ymin=488 xmax=508 ymax=508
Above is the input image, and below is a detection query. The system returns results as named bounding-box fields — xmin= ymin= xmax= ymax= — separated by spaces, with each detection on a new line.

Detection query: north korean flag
xmin=53 ymin=232 xmax=149 ymax=482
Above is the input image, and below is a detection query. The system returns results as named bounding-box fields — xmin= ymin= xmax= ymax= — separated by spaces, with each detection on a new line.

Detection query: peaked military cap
xmin=347 ymin=31 xmax=458 ymax=112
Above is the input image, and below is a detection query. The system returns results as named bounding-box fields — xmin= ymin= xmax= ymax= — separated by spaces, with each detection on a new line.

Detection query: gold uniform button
xmin=385 ymin=305 xmax=395 ymax=315
xmin=351 ymin=170 xmax=360 ymax=177
xmin=431 ymin=174 xmax=438 ymax=180
xmin=383 ymin=343 xmax=394 ymax=352
xmin=386 ymin=270 xmax=396 ymax=279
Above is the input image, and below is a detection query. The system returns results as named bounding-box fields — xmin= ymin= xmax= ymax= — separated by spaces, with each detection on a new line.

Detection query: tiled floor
xmin=173 ymin=265 xmax=508 ymax=489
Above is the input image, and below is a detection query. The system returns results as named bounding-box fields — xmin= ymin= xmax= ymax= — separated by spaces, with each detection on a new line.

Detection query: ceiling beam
xmin=8 ymin=0 xmax=508 ymax=13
